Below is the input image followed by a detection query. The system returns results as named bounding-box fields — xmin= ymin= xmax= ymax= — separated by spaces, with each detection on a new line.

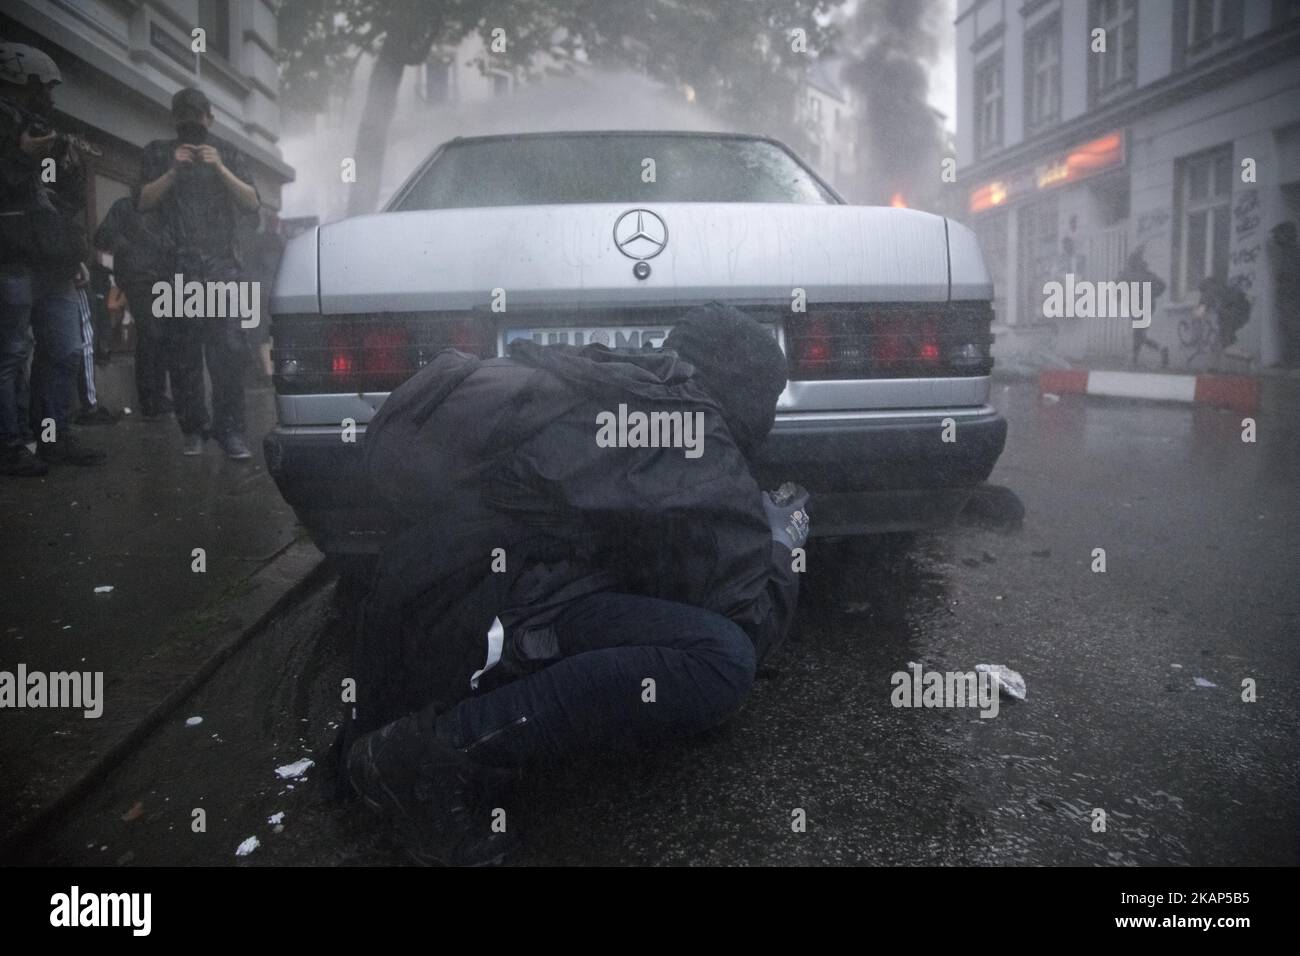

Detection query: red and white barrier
xmin=1038 ymin=369 xmax=1259 ymax=414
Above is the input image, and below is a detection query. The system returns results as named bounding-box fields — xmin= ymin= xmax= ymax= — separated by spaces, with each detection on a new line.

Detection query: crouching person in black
xmin=347 ymin=303 xmax=809 ymax=865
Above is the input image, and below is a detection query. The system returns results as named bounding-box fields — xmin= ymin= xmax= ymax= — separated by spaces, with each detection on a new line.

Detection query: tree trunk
xmin=348 ymin=40 xmax=408 ymax=217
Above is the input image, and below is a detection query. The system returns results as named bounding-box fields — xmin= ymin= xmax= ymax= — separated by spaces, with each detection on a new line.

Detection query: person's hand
xmin=19 ymin=127 xmax=57 ymax=158
xmin=73 ymin=262 xmax=90 ymax=288
xmin=194 ymin=144 xmax=224 ymax=171
xmin=173 ymin=144 xmax=194 ymax=168
xmin=762 ymin=482 xmax=810 ymax=551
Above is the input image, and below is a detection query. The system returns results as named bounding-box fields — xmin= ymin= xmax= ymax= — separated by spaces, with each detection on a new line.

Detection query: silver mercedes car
xmin=264 ymin=130 xmax=1006 ymax=557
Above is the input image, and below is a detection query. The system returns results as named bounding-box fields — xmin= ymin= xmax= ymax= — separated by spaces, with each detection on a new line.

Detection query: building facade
xmin=1 ymin=0 xmax=292 ymax=235
xmin=956 ymin=0 xmax=1300 ymax=368
xmin=800 ymin=56 xmax=860 ymax=197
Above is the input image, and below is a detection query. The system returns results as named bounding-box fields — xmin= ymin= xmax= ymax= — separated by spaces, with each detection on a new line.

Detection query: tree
xmin=278 ymin=0 xmax=842 ymax=215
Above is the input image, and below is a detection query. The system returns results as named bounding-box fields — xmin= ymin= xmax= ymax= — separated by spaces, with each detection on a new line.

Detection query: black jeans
xmin=435 ymin=592 xmax=757 ymax=768
xmin=169 ymin=315 xmax=247 ymax=439
xmin=123 ymin=280 xmax=170 ymax=416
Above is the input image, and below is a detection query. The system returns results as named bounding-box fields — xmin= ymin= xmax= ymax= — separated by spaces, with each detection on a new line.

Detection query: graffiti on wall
xmin=1136 ymin=207 xmax=1171 ymax=243
xmin=1229 ymin=189 xmax=1262 ymax=295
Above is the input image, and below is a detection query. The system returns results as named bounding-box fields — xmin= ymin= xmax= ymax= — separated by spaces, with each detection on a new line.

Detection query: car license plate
xmin=504 ymin=324 xmax=779 ymax=350
xmin=504 ymin=326 xmax=672 ymax=349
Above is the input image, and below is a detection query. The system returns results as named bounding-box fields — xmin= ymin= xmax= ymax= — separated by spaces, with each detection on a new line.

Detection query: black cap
xmin=171 ymin=87 xmax=211 ymax=118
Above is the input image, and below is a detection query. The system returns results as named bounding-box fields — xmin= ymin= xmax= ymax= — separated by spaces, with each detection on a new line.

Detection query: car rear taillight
xmin=323 ymin=323 xmax=412 ymax=391
xmin=784 ymin=303 xmax=993 ymax=381
xmin=272 ymin=313 xmax=495 ymax=394
xmin=789 ymin=317 xmax=832 ymax=376
xmin=326 ymin=325 xmax=356 ymax=378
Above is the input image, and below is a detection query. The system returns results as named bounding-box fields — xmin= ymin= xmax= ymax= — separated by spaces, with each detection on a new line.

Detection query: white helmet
xmin=0 ymin=42 xmax=63 ymax=88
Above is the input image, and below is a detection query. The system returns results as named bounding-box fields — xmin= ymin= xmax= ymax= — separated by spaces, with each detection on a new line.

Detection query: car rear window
xmin=394 ymin=134 xmax=839 ymax=209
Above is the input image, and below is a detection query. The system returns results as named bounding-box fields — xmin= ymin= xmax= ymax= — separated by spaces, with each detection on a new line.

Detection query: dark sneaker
xmin=142 ymin=399 xmax=174 ymax=421
xmin=182 ymin=433 xmax=204 ymax=456
xmin=0 ymin=445 xmax=49 ymax=477
xmin=345 ymin=711 xmax=519 ymax=866
xmin=221 ymin=433 xmax=253 ymax=460
xmin=38 ymin=432 xmax=105 ymax=466
xmin=74 ymin=405 xmax=119 ymax=426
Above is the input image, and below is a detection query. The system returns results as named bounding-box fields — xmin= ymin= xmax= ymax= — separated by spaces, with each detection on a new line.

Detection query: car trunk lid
xmin=315 ymin=203 xmax=952 ymax=313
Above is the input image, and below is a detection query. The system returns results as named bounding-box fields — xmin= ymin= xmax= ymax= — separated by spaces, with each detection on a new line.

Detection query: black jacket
xmin=135 ymin=136 xmax=259 ymax=280
xmin=94 ymin=196 xmax=170 ymax=286
xmin=353 ymin=340 xmax=799 ymax=730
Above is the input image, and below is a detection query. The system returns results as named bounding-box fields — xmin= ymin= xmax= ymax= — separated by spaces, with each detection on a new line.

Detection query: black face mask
xmin=175 ymin=121 xmax=208 ymax=144
xmin=29 ymin=89 xmax=54 ymax=119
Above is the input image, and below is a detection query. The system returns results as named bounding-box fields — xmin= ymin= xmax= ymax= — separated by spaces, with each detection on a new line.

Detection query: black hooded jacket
xmin=354 ymin=340 xmax=799 ymax=730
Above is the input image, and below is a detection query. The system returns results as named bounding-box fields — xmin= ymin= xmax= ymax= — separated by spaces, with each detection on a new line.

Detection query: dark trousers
xmin=169 ymin=315 xmax=247 ymax=439
xmin=0 ymin=266 xmax=33 ymax=448
xmin=434 ymin=592 xmax=757 ymax=768
xmin=122 ymin=280 xmax=170 ymax=416
xmin=26 ymin=278 xmax=81 ymax=434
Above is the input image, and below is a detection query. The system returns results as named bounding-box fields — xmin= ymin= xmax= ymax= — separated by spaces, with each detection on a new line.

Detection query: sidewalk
xmin=0 ymin=357 xmax=322 ymax=852
xmin=989 ymin=321 xmax=1300 ymax=383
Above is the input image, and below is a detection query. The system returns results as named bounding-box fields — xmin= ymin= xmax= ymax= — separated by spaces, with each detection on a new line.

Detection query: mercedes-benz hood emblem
xmin=613 ymin=208 xmax=668 ymax=260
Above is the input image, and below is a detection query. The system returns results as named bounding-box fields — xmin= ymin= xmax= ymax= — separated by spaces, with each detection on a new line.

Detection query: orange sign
xmin=970 ymin=130 xmax=1125 ymax=213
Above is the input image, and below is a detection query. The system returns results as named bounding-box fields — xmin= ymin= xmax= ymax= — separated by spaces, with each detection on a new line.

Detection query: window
xmin=396 ymin=134 xmax=840 ymax=210
xmin=1272 ymin=0 xmax=1300 ymax=25
xmin=1174 ymin=148 xmax=1232 ymax=299
xmin=975 ymin=56 xmax=1003 ymax=158
xmin=197 ymin=0 xmax=231 ymax=60
xmin=1090 ymin=0 xmax=1137 ymax=104
xmin=1024 ymin=17 xmax=1061 ymax=133
xmin=1178 ymin=0 xmax=1241 ymax=65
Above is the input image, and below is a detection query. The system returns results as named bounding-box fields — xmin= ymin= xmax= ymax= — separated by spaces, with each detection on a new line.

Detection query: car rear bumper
xmin=264 ymin=405 xmax=1006 ymax=554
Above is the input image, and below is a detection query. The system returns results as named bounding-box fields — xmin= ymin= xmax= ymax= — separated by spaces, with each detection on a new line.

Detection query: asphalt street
xmin=13 ymin=378 xmax=1300 ymax=866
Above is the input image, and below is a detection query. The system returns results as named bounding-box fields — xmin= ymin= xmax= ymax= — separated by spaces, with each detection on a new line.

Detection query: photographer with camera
xmin=136 ymin=87 xmax=260 ymax=459
xmin=0 ymin=41 xmax=102 ymax=476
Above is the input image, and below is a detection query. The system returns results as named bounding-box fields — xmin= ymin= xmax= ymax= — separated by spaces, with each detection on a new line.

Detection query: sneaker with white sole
xmin=220 ymin=433 xmax=252 ymax=460
xmin=182 ymin=433 xmax=204 ymax=456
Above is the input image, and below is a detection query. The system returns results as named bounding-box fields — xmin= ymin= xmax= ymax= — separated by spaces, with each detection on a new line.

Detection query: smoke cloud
xmin=837 ymin=0 xmax=952 ymax=208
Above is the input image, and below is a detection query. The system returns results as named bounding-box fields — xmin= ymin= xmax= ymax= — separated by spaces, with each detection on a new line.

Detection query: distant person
xmin=136 ymin=87 xmax=260 ymax=458
xmin=72 ymin=275 xmax=117 ymax=425
xmin=0 ymin=41 xmax=104 ymax=476
xmin=246 ymin=208 xmax=284 ymax=378
xmin=1119 ymin=246 xmax=1168 ymax=369
xmin=1195 ymin=277 xmax=1250 ymax=371
xmin=94 ymin=196 xmax=173 ymax=419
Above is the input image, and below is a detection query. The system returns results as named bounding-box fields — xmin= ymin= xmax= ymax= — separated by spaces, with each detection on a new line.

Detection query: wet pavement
xmin=0 ymin=360 xmax=302 ymax=848
xmin=10 ymin=378 xmax=1300 ymax=866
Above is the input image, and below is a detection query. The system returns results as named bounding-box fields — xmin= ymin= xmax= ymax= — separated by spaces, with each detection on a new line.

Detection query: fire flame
xmin=890 ymin=192 xmax=907 ymax=208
